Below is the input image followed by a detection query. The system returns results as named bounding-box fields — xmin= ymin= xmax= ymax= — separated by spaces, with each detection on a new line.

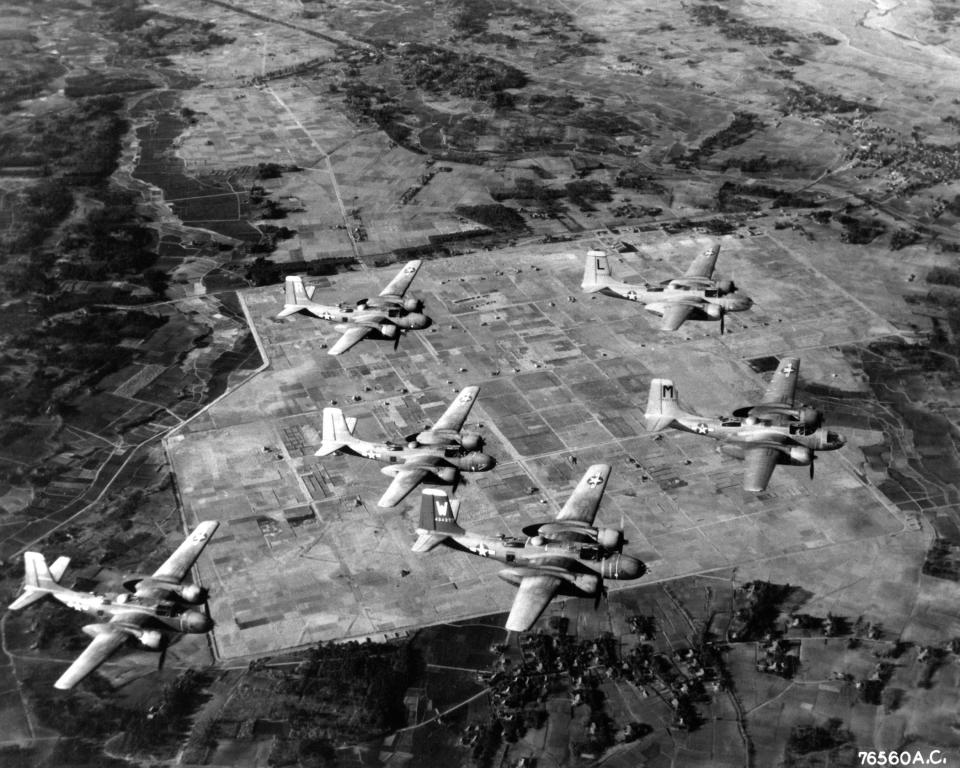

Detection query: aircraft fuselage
xmin=600 ymin=279 xmax=751 ymax=313
xmin=294 ymin=301 xmax=430 ymax=331
xmin=667 ymin=413 xmax=846 ymax=455
xmin=445 ymin=531 xmax=645 ymax=582
xmin=53 ymin=589 xmax=212 ymax=634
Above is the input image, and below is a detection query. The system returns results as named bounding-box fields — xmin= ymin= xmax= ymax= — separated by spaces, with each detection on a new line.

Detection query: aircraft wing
xmin=657 ymin=301 xmax=696 ymax=331
xmin=761 ymin=357 xmax=800 ymax=406
xmin=432 ymin=386 xmax=480 ymax=431
xmin=556 ymin=464 xmax=611 ymax=523
xmin=684 ymin=244 xmax=721 ymax=278
xmin=328 ymin=325 xmax=373 ymax=356
xmin=148 ymin=521 xmax=220 ymax=584
xmin=379 ymin=465 xmax=436 ymax=507
xmin=505 ymin=573 xmax=564 ymax=633
xmin=742 ymin=445 xmax=780 ymax=493
xmin=379 ymin=260 xmax=422 ymax=300
xmin=54 ymin=628 xmax=129 ymax=690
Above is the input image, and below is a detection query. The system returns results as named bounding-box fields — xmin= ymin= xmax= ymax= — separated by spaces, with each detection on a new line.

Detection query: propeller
xmin=594 ymin=581 xmax=608 ymax=610
xmin=809 ymin=455 xmax=815 ymax=480
xmin=720 ymin=307 xmax=725 ymax=335
xmin=393 ymin=329 xmax=402 ymax=351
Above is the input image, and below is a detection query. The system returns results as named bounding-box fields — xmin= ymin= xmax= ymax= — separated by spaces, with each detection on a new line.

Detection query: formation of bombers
xmin=11 ymin=245 xmax=851 ymax=687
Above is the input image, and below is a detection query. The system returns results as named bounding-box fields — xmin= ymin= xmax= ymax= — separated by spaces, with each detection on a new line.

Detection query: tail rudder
xmin=316 ymin=407 xmax=359 ymax=456
xmin=645 ymin=378 xmax=682 ymax=432
xmin=9 ymin=552 xmax=67 ymax=610
xmin=277 ymin=276 xmax=314 ymax=318
xmin=412 ymin=488 xmax=465 ymax=551
xmin=581 ymin=250 xmax=613 ymax=292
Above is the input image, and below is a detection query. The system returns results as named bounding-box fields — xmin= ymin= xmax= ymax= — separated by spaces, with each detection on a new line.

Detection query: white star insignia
xmin=587 ymin=474 xmax=604 ymax=487
xmin=458 ymin=393 xmax=473 ymax=404
xmin=627 ymin=291 xmax=637 ymax=301
xmin=695 ymin=423 xmax=710 ymax=434
xmin=782 ymin=364 xmax=795 ymax=376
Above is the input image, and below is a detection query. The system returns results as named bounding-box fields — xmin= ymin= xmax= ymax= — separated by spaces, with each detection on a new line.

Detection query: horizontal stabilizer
xmin=411 ymin=533 xmax=448 ymax=553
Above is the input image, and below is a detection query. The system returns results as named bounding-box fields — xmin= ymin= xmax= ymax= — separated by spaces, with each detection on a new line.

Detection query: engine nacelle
xmin=137 ymin=629 xmax=164 ymax=649
xmin=429 ymin=466 xmax=458 ymax=484
xmin=780 ymin=445 xmax=813 ymax=466
xmin=797 ymin=406 xmax=823 ymax=430
xmin=459 ymin=432 xmax=481 ymax=452
xmin=716 ymin=279 xmax=734 ymax=295
xmin=566 ymin=573 xmax=601 ymax=596
xmin=599 ymin=554 xmax=645 ymax=580
xmin=451 ymin=451 xmax=495 ymax=472
xmin=703 ymin=302 xmax=722 ymax=319
xmin=122 ymin=578 xmax=205 ymax=603
xmin=179 ymin=609 xmax=213 ymax=634
xmin=179 ymin=583 xmax=203 ymax=603
xmin=379 ymin=323 xmax=397 ymax=338
xmin=720 ymin=443 xmax=746 ymax=460
xmin=403 ymin=297 xmax=422 ymax=312
xmin=596 ymin=527 xmax=622 ymax=551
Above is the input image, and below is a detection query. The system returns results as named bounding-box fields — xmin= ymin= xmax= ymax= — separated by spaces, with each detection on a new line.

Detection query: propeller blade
xmin=594 ymin=580 xmax=607 ymax=610
xmin=393 ymin=330 xmax=402 ymax=351
xmin=809 ymin=458 xmax=815 ymax=480
xmin=720 ymin=307 xmax=725 ymax=335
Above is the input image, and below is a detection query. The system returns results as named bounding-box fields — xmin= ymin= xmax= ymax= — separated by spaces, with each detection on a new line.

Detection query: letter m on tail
xmin=644 ymin=378 xmax=681 ymax=432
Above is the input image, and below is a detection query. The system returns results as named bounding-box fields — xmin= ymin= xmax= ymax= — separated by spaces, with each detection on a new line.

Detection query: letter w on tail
xmin=411 ymin=489 xmax=465 ymax=552
xmin=9 ymin=552 xmax=70 ymax=610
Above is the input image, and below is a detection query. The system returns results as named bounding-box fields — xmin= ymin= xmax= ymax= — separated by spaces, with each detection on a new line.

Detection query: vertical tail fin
xmin=315 ymin=407 xmax=359 ymax=457
xmin=277 ymin=276 xmax=315 ymax=318
xmin=9 ymin=552 xmax=68 ymax=610
xmin=581 ymin=250 xmax=613 ymax=292
xmin=412 ymin=488 xmax=465 ymax=552
xmin=645 ymin=378 xmax=682 ymax=432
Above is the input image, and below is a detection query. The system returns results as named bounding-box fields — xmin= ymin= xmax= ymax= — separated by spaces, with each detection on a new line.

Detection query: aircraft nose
xmin=738 ymin=296 xmax=754 ymax=310
xmin=184 ymin=610 xmax=213 ymax=633
xmin=607 ymin=555 xmax=645 ymax=579
xmin=415 ymin=313 xmax=431 ymax=329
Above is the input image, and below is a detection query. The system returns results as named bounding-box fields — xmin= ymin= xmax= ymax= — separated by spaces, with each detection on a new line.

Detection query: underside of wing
xmin=684 ymin=244 xmax=720 ymax=278
xmin=379 ymin=260 xmax=422 ymax=300
xmin=557 ymin=464 xmax=611 ymax=524
xmin=657 ymin=301 xmax=696 ymax=331
xmin=742 ymin=445 xmax=780 ymax=493
xmin=505 ymin=574 xmax=564 ymax=633
xmin=150 ymin=521 xmax=219 ymax=583
xmin=762 ymin=357 xmax=800 ymax=406
xmin=379 ymin=467 xmax=432 ymax=507
xmin=432 ymin=386 xmax=480 ymax=431
xmin=55 ymin=630 xmax=128 ymax=690
xmin=328 ymin=325 xmax=372 ymax=355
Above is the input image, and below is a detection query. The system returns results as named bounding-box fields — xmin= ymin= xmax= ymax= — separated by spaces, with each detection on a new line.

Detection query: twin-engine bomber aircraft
xmin=277 ymin=260 xmax=431 ymax=355
xmin=581 ymin=245 xmax=752 ymax=332
xmin=412 ymin=465 xmax=645 ymax=632
xmin=9 ymin=521 xmax=219 ymax=690
xmin=644 ymin=357 xmax=846 ymax=492
xmin=317 ymin=386 xmax=495 ymax=507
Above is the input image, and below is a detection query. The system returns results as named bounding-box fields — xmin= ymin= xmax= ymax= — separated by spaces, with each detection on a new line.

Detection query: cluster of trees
xmin=676 ymin=112 xmax=762 ymax=168
xmin=455 ymin=203 xmax=527 ymax=233
xmin=396 ymin=44 xmax=527 ymax=107
xmin=688 ymin=3 xmax=797 ymax=46
xmin=727 ymin=581 xmax=795 ymax=641
xmin=285 ymin=640 xmax=424 ymax=733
